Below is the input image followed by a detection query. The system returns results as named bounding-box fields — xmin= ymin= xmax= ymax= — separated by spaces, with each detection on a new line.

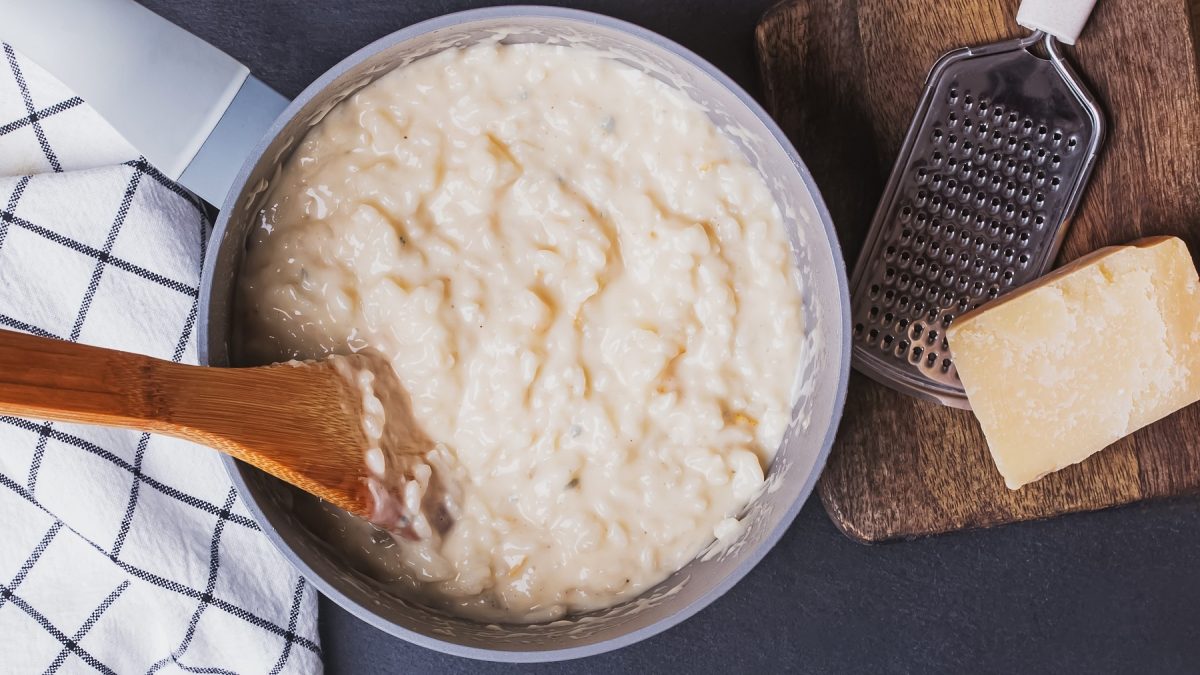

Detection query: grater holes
xmin=1051 ymin=154 xmax=1062 ymax=168
xmin=962 ymin=119 xmax=973 ymax=132
xmin=900 ymin=205 xmax=914 ymax=222
xmin=948 ymin=87 xmax=959 ymax=103
xmin=1018 ymin=231 xmax=1031 ymax=246
xmin=1022 ymin=118 xmax=1034 ymax=133
xmin=1034 ymin=214 xmax=1046 ymax=229
xmin=1007 ymin=112 xmax=1019 ymax=127
xmin=1050 ymin=176 xmax=1061 ymax=190
xmin=932 ymin=151 xmax=945 ymax=166
xmin=868 ymin=328 xmax=879 ymax=341
xmin=932 ymin=128 xmax=945 ymax=144
xmin=1052 ymin=129 xmax=1063 ymax=145
xmin=1018 ymin=253 xmax=1031 ymax=267
xmin=1066 ymin=136 xmax=1078 ymax=152
xmin=948 ymin=134 xmax=959 ymax=148
xmin=1003 ymin=203 xmax=1016 ymax=219
xmin=1020 ymin=141 xmax=1032 ymax=157
xmin=916 ymin=190 xmax=930 ymax=207
xmin=1003 ymin=246 xmax=1015 ymax=261
xmin=992 ymin=106 xmax=1003 ymax=120
xmin=1034 ymin=192 xmax=1046 ymax=206
xmin=948 ymin=112 xmax=959 ymax=127
xmin=1003 ymin=226 xmax=1016 ymax=240
xmin=897 ymin=339 xmax=910 ymax=355
xmin=963 ymin=94 xmax=974 ymax=108
xmin=869 ymin=284 xmax=881 ymax=298
xmin=1002 ymin=268 xmax=1015 ymax=285
xmin=942 ymin=358 xmax=952 ymax=373
xmin=911 ymin=345 xmax=924 ymax=362
xmin=884 ymin=245 xmax=897 ymax=260
xmin=1034 ymin=169 xmax=1046 ymax=186
xmin=1035 ymin=147 xmax=1048 ymax=165
xmin=989 ymin=152 xmax=1003 ymax=169
xmin=989 ymin=175 xmax=1002 ymax=191
xmin=1036 ymin=124 xmax=1048 ymax=139
xmin=854 ymin=323 xmax=864 ymax=336
xmin=882 ymin=333 xmax=894 ymax=349
xmin=926 ymin=352 xmax=938 ymax=367
xmin=1004 ymin=159 xmax=1017 ymax=176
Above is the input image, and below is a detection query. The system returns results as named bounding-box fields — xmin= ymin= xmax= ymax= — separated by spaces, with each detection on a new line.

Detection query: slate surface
xmin=134 ymin=1 xmax=1200 ymax=671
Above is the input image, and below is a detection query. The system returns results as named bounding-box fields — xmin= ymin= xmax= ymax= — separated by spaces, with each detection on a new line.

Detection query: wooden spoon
xmin=0 ymin=327 xmax=413 ymax=525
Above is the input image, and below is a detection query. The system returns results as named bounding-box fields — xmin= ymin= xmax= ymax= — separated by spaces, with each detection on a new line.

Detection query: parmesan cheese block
xmin=947 ymin=236 xmax=1200 ymax=489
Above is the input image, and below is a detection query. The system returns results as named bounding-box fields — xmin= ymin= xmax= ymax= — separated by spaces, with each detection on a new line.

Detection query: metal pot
xmin=15 ymin=2 xmax=851 ymax=662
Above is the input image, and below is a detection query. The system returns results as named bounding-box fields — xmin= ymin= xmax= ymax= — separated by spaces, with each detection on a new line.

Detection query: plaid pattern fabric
xmin=0 ymin=43 xmax=321 ymax=673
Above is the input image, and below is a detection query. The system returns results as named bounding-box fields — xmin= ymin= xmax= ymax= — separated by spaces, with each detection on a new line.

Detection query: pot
xmin=13 ymin=3 xmax=851 ymax=662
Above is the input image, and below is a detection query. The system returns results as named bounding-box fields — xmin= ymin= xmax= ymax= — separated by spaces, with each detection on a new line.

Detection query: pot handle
xmin=1 ymin=0 xmax=289 ymax=206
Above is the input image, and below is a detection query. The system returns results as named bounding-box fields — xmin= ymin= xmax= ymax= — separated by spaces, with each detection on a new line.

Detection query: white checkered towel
xmin=0 ymin=43 xmax=321 ymax=673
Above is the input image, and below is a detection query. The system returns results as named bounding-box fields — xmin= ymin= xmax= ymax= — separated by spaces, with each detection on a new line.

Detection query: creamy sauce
xmin=235 ymin=42 xmax=804 ymax=623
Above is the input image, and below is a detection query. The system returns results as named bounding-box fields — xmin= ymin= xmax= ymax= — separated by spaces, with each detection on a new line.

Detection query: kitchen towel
xmin=0 ymin=43 xmax=321 ymax=674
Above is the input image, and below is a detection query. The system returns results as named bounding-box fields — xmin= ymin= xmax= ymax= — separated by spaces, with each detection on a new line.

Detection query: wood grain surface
xmin=756 ymin=0 xmax=1200 ymax=541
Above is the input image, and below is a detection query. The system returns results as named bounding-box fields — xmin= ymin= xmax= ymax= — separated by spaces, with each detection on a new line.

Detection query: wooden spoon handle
xmin=0 ymin=328 xmax=372 ymax=515
xmin=0 ymin=327 xmax=182 ymax=432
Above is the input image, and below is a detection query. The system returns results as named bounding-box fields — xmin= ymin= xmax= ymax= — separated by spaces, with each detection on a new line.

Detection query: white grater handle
xmin=1017 ymin=0 xmax=1099 ymax=45
xmin=0 ymin=0 xmax=288 ymax=206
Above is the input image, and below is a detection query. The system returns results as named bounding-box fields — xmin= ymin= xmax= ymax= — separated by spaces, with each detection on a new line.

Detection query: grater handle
xmin=1017 ymin=0 xmax=1098 ymax=45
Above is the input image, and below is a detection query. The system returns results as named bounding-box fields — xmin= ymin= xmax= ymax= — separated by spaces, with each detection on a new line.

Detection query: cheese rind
xmin=947 ymin=236 xmax=1200 ymax=489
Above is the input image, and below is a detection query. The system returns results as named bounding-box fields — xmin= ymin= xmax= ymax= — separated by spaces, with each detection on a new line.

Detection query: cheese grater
xmin=850 ymin=0 xmax=1105 ymax=408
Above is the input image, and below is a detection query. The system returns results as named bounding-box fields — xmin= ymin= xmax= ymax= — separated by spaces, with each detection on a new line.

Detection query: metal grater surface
xmin=850 ymin=32 xmax=1104 ymax=408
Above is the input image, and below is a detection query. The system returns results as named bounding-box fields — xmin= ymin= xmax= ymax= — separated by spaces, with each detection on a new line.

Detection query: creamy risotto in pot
xmin=235 ymin=41 xmax=804 ymax=623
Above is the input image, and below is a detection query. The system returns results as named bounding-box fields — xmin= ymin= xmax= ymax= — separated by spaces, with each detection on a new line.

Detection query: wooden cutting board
xmin=756 ymin=0 xmax=1200 ymax=542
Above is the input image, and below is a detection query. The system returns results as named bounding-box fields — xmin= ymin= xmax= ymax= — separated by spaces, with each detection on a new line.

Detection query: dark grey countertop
xmin=137 ymin=0 xmax=1200 ymax=671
